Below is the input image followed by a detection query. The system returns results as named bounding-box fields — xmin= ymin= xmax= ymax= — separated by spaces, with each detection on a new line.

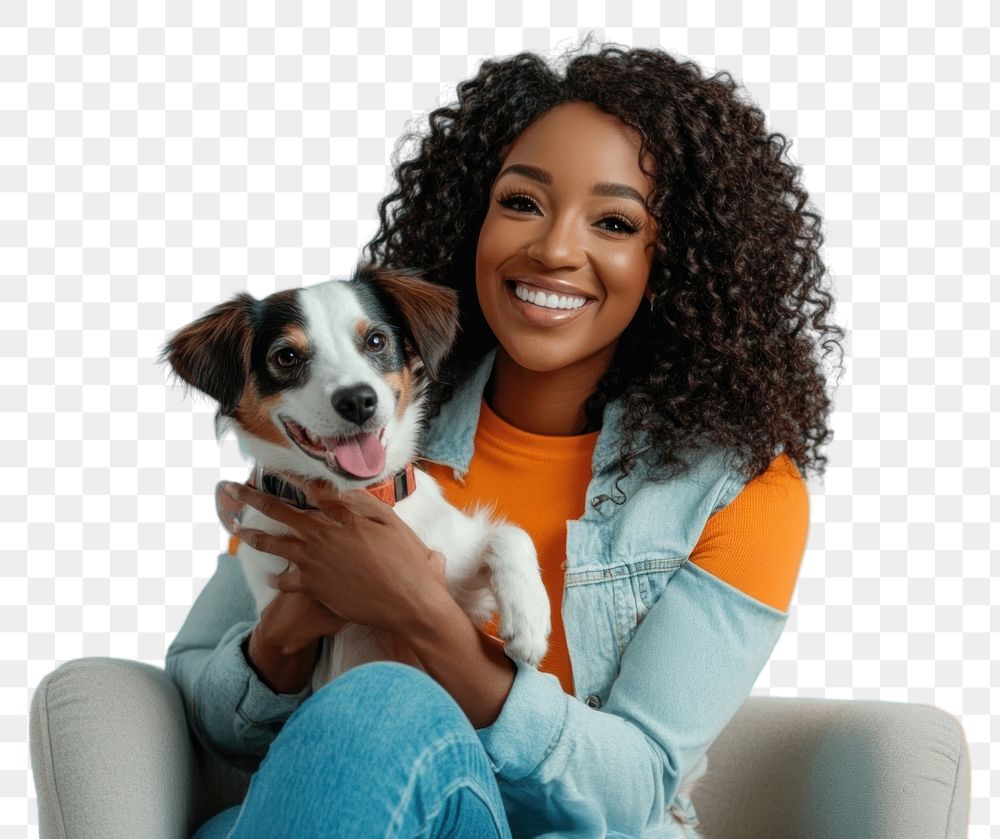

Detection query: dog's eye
xmin=273 ymin=348 xmax=301 ymax=368
xmin=366 ymin=332 xmax=388 ymax=352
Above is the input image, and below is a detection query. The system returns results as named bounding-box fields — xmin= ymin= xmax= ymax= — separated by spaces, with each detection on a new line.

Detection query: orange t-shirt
xmin=421 ymin=398 xmax=808 ymax=696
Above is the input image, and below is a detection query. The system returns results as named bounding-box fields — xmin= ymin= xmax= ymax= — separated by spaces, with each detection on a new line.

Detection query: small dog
xmin=162 ymin=264 xmax=550 ymax=691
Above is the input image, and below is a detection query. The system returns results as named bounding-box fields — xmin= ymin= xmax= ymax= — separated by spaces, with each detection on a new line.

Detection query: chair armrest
xmin=691 ymin=695 xmax=971 ymax=839
xmin=30 ymin=657 xmax=200 ymax=839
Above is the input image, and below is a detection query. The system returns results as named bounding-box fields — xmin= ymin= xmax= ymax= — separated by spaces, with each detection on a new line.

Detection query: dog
xmin=162 ymin=264 xmax=551 ymax=691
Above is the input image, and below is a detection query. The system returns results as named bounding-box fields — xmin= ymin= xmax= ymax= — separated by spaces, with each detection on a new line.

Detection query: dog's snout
xmin=332 ymin=383 xmax=378 ymax=427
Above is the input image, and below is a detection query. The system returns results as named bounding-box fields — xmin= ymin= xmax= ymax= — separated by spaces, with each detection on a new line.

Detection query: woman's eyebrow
xmin=495 ymin=163 xmax=647 ymax=206
xmin=594 ymin=182 xmax=647 ymax=205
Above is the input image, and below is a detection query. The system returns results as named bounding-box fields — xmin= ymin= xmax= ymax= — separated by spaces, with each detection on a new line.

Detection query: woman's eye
xmin=497 ymin=192 xmax=540 ymax=214
xmin=273 ymin=348 xmax=301 ymax=368
xmin=598 ymin=215 xmax=640 ymax=235
xmin=366 ymin=332 xmax=388 ymax=352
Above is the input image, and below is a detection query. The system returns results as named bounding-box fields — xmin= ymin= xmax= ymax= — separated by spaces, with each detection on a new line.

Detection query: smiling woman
xmin=163 ymin=42 xmax=842 ymax=839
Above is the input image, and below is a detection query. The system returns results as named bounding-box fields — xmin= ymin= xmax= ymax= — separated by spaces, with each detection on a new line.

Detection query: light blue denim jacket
xmin=166 ymin=346 xmax=792 ymax=839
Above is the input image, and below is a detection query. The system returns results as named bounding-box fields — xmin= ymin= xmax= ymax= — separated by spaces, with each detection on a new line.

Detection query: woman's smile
xmin=503 ymin=279 xmax=597 ymax=325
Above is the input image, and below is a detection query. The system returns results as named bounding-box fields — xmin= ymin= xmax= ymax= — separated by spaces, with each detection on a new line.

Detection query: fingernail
xmin=222 ymin=481 xmax=240 ymax=496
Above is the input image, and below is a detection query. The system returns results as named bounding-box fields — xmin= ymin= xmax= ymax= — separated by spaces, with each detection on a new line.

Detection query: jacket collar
xmin=417 ymin=346 xmax=651 ymax=479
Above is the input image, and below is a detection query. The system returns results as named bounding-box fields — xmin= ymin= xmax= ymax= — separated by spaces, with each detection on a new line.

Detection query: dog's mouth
xmin=281 ymin=416 xmax=388 ymax=481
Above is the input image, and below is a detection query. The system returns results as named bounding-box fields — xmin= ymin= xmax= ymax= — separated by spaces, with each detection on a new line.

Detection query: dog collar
xmin=363 ymin=462 xmax=417 ymax=506
xmin=256 ymin=463 xmax=417 ymax=509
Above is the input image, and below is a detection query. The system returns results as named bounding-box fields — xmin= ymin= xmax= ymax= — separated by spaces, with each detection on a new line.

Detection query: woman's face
xmin=475 ymin=100 xmax=658 ymax=379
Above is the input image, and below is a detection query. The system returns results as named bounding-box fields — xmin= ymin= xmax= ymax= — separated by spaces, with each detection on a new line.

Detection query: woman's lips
xmin=504 ymin=280 xmax=595 ymax=325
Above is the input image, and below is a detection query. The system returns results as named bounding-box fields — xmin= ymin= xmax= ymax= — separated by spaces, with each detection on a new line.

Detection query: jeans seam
xmin=386 ymin=732 xmax=504 ymax=839
xmin=414 ymin=777 xmax=508 ymax=839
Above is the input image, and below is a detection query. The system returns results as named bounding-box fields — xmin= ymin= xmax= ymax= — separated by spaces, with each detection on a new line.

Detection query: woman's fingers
xmin=267 ymin=565 xmax=304 ymax=594
xmin=220 ymin=481 xmax=311 ymax=529
xmin=294 ymin=475 xmax=393 ymax=523
xmin=428 ymin=549 xmax=446 ymax=576
xmin=296 ymin=475 xmax=342 ymax=503
xmin=297 ymin=476 xmax=354 ymax=512
xmin=215 ymin=471 xmax=257 ymax=534
xmin=215 ymin=482 xmax=244 ymax=534
xmin=233 ymin=525 xmax=302 ymax=560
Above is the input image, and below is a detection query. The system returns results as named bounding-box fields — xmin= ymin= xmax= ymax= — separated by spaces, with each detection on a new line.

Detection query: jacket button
xmin=585 ymin=694 xmax=601 ymax=709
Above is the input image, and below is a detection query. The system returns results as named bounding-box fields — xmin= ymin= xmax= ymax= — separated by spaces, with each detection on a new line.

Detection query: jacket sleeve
xmin=165 ymin=551 xmax=312 ymax=769
xmin=475 ymin=559 xmax=788 ymax=837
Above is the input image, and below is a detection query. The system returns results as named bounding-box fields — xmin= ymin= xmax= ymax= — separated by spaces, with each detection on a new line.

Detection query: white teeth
xmin=513 ymin=282 xmax=587 ymax=310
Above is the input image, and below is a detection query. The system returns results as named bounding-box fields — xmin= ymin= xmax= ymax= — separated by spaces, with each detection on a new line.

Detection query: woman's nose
xmin=525 ymin=213 xmax=585 ymax=269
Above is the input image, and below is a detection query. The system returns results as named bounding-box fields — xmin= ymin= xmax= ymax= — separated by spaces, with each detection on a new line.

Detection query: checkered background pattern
xmin=1 ymin=1 xmax=996 ymax=835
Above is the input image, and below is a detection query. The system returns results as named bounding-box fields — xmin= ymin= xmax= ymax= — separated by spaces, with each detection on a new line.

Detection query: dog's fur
xmin=162 ymin=264 xmax=550 ymax=691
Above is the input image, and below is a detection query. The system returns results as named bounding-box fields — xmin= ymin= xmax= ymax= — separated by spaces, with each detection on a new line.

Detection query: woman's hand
xmin=218 ymin=476 xmax=449 ymax=636
xmin=244 ymin=591 xmax=347 ymax=694
xmin=256 ymin=590 xmax=350 ymax=656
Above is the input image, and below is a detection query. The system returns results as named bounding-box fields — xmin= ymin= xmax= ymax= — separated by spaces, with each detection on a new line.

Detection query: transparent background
xmin=2 ymin=1 xmax=997 ymax=835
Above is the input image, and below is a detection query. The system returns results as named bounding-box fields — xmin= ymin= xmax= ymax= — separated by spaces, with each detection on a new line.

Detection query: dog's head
xmin=160 ymin=264 xmax=459 ymax=487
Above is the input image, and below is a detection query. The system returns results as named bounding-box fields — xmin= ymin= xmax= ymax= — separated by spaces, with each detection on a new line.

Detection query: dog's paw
xmin=496 ymin=582 xmax=551 ymax=667
xmin=501 ymin=625 xmax=550 ymax=667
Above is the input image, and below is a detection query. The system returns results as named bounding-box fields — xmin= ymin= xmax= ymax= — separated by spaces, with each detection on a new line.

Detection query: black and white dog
xmin=163 ymin=264 xmax=550 ymax=690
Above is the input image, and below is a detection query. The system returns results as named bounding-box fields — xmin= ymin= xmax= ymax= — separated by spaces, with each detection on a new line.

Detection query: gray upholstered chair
xmin=29 ymin=657 xmax=971 ymax=838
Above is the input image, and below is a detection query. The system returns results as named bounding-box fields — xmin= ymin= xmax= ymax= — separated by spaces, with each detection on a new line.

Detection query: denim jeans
xmin=194 ymin=662 xmax=513 ymax=839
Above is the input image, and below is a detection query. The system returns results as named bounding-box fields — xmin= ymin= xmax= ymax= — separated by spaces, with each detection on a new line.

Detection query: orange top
xmin=688 ymin=450 xmax=808 ymax=613
xmin=421 ymin=399 xmax=808 ymax=696
xmin=230 ymin=399 xmax=808 ymax=697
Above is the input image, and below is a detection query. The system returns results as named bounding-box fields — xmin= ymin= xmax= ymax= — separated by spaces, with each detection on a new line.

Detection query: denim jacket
xmin=166 ymin=346 xmax=791 ymax=838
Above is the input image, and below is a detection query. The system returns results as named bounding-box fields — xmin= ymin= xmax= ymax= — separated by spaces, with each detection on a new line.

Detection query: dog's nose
xmin=332 ymin=383 xmax=378 ymax=427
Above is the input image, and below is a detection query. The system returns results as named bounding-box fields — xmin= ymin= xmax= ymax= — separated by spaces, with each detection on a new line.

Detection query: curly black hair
xmin=362 ymin=39 xmax=844 ymax=502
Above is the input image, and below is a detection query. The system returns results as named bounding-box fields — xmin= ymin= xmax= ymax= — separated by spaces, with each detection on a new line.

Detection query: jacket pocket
xmin=632 ymin=556 xmax=686 ymax=616
xmin=565 ymin=557 xmax=686 ymax=658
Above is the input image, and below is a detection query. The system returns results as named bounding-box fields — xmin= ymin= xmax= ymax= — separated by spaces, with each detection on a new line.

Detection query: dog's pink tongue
xmin=324 ymin=432 xmax=385 ymax=479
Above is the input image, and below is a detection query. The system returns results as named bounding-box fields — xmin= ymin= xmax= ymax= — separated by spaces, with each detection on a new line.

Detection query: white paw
xmin=501 ymin=626 xmax=550 ymax=667
xmin=497 ymin=580 xmax=551 ymax=667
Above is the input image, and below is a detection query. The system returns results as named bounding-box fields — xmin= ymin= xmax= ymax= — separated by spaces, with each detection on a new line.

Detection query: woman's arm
xmin=164 ymin=552 xmax=312 ymax=767
xmin=401 ymin=591 xmax=517 ymax=730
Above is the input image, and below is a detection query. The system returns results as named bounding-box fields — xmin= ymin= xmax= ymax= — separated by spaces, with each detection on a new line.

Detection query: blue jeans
xmin=194 ymin=662 xmax=513 ymax=839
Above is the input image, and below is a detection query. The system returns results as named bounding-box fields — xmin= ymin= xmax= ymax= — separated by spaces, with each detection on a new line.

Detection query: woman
xmin=169 ymin=43 xmax=843 ymax=838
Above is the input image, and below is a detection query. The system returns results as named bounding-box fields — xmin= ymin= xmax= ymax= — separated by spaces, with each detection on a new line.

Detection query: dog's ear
xmin=358 ymin=264 xmax=460 ymax=381
xmin=160 ymin=293 xmax=257 ymax=415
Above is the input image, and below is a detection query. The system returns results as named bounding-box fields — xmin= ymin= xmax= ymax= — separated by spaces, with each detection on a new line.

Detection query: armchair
xmin=29 ymin=657 xmax=970 ymax=838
